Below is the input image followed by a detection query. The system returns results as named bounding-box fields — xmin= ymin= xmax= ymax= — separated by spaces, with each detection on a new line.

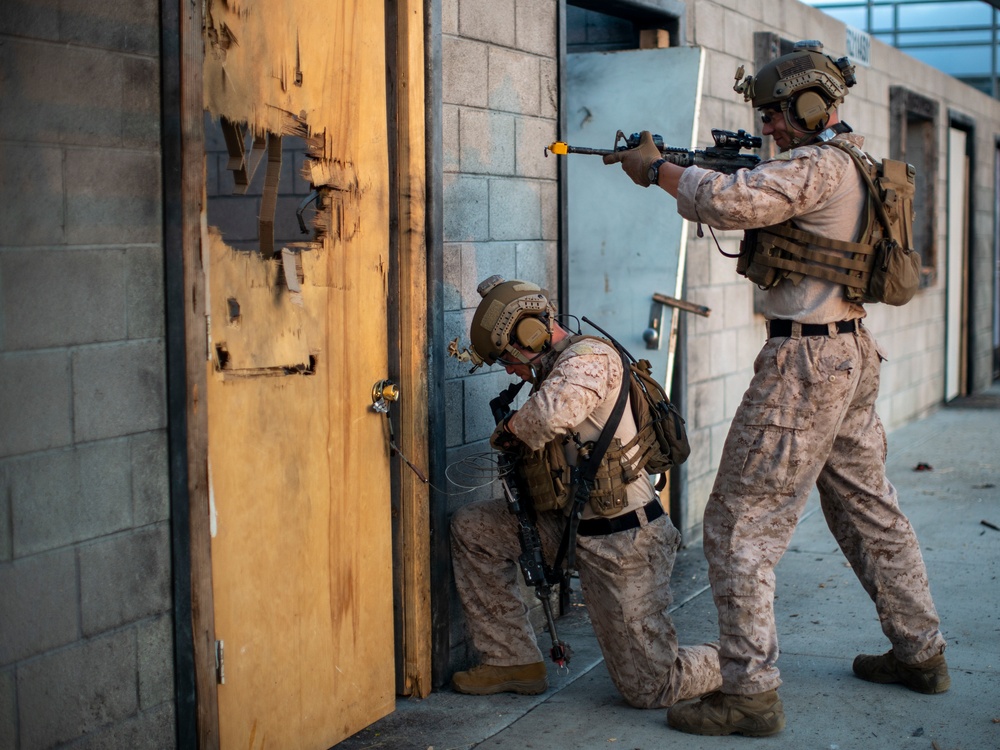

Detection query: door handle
xmin=371 ymin=379 xmax=399 ymax=413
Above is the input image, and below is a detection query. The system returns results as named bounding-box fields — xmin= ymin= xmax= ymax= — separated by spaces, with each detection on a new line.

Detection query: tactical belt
xmin=766 ymin=319 xmax=859 ymax=339
xmin=577 ymin=499 xmax=664 ymax=537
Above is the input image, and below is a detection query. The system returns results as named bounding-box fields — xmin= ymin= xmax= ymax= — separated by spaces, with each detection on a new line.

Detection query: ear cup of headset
xmin=514 ymin=317 xmax=551 ymax=353
xmin=792 ymin=90 xmax=830 ymax=131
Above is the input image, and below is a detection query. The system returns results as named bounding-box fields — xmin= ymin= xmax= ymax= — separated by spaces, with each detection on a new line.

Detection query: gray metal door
xmin=566 ymin=46 xmax=704 ymax=390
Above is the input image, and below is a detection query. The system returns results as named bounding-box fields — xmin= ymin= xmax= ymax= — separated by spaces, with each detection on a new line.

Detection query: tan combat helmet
xmin=468 ymin=275 xmax=556 ymax=367
xmin=734 ymin=40 xmax=857 ymax=134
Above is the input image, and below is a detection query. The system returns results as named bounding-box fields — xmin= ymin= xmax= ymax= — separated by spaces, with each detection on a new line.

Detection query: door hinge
xmin=215 ymin=639 xmax=225 ymax=685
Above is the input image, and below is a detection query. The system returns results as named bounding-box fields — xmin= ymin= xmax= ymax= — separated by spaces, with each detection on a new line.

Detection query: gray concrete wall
xmin=0 ymin=1 xmax=175 ymax=747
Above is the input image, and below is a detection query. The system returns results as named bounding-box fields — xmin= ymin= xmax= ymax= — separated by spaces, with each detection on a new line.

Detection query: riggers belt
xmin=517 ymin=336 xmax=689 ymax=516
xmin=736 ymin=139 xmax=921 ymax=306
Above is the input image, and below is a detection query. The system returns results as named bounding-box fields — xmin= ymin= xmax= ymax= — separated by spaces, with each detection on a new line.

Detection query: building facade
xmin=1 ymin=0 xmax=998 ymax=747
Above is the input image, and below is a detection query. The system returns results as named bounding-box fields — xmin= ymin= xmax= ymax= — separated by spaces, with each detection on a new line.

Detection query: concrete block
xmin=513 ymin=241 xmax=556 ymax=292
xmin=443 ymin=174 xmax=489 ymax=242
xmin=122 ymin=55 xmax=160 ymax=150
xmin=203 ymin=111 xmax=228 ymax=151
xmin=489 ymin=178 xmax=541 ymax=240
xmin=1 ymin=248 xmax=127 ymax=350
xmin=514 ymin=117 xmax=557 ymax=179
xmin=80 ymin=524 xmax=171 ymax=636
xmin=443 ymin=37 xmax=488 ymax=107
xmin=0 ymin=471 xmax=8 ymax=563
xmin=61 ymin=703 xmax=176 ymax=750
xmin=0 ymin=144 xmax=65 ymax=247
xmin=460 ymin=242 xmax=517 ymax=308
xmin=442 ymin=104 xmax=460 ymax=173
xmin=464 ymin=369 xmax=513 ymax=443
xmin=442 ymin=242 xmax=463 ymax=311
xmin=60 ymin=0 xmax=160 ymax=56
xmin=65 ymin=148 xmax=161 ymax=246
xmin=0 ymin=548 xmax=78 ymax=666
xmin=459 ymin=0 xmax=515 ymax=47
xmin=0 ymin=39 xmax=123 ymax=146
xmin=0 ymin=0 xmax=59 ymax=39
xmin=515 ymin=0 xmax=557 ymax=56
xmin=0 ymin=669 xmax=17 ymax=748
xmin=17 ymin=629 xmax=138 ymax=748
xmin=292 ymin=147 xmax=311 ymax=195
xmin=539 ymin=180 xmax=558 ymax=241
xmin=488 ymin=47 xmax=540 ymax=116
xmin=131 ymin=430 xmax=169 ymax=526
xmin=9 ymin=439 xmax=132 ymax=556
xmin=73 ymin=340 xmax=167 ymax=442
xmin=445 ymin=379 xmax=464 ymax=448
xmin=126 ymin=246 xmax=165 ymax=339
xmin=0 ymin=351 xmax=72 ymax=457
xmin=690 ymin=378 xmax=725 ymax=431
xmin=206 ymin=194 xmax=261 ymax=245
xmin=442 ymin=0 xmax=458 ymax=35
xmin=459 ymin=109 xmax=515 ymax=176
xmin=0 ymin=668 xmax=13 ymax=750
xmin=539 ymin=58 xmax=558 ymax=120
xmin=137 ymin=615 xmax=174 ymax=710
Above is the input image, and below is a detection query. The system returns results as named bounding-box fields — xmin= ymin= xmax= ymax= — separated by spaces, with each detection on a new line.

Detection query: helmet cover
xmin=469 ymin=276 xmax=556 ymax=366
xmin=734 ymin=41 xmax=856 ymax=130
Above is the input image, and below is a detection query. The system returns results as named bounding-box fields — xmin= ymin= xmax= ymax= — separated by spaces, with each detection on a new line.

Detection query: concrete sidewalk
xmin=336 ymin=384 xmax=1000 ymax=750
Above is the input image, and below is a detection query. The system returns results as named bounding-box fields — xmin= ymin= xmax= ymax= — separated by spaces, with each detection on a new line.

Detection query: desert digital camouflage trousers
xmin=705 ymin=325 xmax=946 ymax=694
xmin=451 ymin=496 xmax=722 ymax=708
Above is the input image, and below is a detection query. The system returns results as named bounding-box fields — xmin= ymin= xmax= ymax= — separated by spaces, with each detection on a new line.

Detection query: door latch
xmin=371 ymin=379 xmax=400 ymax=413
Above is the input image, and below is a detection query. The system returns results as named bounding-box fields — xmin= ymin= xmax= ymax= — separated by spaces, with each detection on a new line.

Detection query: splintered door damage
xmin=202 ymin=1 xmax=395 ymax=748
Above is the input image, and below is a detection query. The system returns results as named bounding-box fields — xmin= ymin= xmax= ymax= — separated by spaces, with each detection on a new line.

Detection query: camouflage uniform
xmin=675 ymin=133 xmax=946 ymax=695
xmin=451 ymin=338 xmax=722 ymax=708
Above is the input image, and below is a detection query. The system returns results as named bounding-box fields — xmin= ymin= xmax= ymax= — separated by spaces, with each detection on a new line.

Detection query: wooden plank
xmin=177 ymin=0 xmax=221 ymax=744
xmin=394 ymin=0 xmax=431 ymax=699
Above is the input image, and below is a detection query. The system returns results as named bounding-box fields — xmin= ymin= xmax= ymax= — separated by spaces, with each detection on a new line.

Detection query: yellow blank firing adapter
xmin=545 ymin=142 xmax=569 ymax=157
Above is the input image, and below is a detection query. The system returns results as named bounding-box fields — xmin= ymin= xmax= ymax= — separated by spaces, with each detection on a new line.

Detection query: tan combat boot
xmin=853 ymin=650 xmax=951 ymax=694
xmin=667 ymin=690 xmax=785 ymax=737
xmin=451 ymin=662 xmax=548 ymax=696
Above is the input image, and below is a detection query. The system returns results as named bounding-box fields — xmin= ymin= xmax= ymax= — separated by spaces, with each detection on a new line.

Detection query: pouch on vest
xmin=518 ymin=440 xmax=572 ymax=513
xmin=629 ymin=358 xmax=691 ymax=473
xmin=737 ymin=229 xmax=783 ymax=289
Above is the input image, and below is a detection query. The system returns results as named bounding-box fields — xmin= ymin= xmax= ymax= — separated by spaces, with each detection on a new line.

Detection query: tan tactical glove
xmin=602 ymin=130 xmax=661 ymax=187
xmin=490 ymin=413 xmax=524 ymax=454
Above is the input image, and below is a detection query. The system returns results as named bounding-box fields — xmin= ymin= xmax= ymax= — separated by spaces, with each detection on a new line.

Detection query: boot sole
xmin=854 ymin=672 xmax=951 ymax=694
xmin=452 ymin=679 xmax=547 ymax=696
xmin=667 ymin=715 xmax=785 ymax=737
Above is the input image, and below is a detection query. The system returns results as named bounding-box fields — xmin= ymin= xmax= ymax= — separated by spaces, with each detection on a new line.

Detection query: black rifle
xmin=489 ymin=381 xmax=572 ymax=667
xmin=546 ymin=128 xmax=761 ymax=174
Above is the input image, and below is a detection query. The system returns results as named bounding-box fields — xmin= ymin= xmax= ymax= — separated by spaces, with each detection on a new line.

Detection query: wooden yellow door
xmin=202 ymin=1 xmax=395 ymax=747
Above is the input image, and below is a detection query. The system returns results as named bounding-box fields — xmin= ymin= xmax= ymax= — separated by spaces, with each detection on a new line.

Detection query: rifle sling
xmin=554 ymin=346 xmax=633 ymax=572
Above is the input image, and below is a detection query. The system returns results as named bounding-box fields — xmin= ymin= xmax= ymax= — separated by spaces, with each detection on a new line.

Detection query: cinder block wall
xmin=0 ymin=2 xmax=175 ymax=747
xmin=678 ymin=0 xmax=1000 ymax=542
xmin=439 ymin=0 xmax=561 ymax=669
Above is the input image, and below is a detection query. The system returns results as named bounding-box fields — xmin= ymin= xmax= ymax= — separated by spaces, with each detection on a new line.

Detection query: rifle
xmin=489 ymin=381 xmax=572 ymax=668
xmin=546 ymin=128 xmax=762 ymax=174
